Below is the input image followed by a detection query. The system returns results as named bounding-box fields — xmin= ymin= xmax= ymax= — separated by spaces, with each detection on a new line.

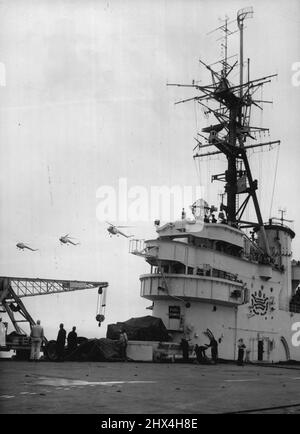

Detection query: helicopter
xmin=106 ymin=222 xmax=134 ymax=238
xmin=59 ymin=234 xmax=80 ymax=246
xmin=16 ymin=242 xmax=38 ymax=252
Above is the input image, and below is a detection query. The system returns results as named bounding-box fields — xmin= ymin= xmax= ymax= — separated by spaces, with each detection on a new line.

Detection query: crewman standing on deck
xmin=67 ymin=326 xmax=77 ymax=354
xmin=30 ymin=320 xmax=44 ymax=361
xmin=119 ymin=328 xmax=128 ymax=361
xmin=56 ymin=323 xmax=66 ymax=361
xmin=180 ymin=336 xmax=190 ymax=362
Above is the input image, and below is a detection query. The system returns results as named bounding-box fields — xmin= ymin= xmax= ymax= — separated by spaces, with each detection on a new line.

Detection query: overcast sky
xmin=0 ymin=0 xmax=299 ymax=340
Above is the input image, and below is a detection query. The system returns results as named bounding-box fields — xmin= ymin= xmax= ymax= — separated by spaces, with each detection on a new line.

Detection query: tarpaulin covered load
xmin=6 ymin=331 xmax=30 ymax=346
xmin=106 ymin=315 xmax=170 ymax=342
xmin=65 ymin=338 xmax=123 ymax=362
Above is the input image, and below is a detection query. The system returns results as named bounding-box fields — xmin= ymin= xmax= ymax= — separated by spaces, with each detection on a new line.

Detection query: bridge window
xmin=171 ymin=263 xmax=185 ymax=274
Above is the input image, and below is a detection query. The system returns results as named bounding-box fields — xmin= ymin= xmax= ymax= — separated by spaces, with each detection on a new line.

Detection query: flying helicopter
xmin=59 ymin=234 xmax=80 ymax=246
xmin=106 ymin=222 xmax=134 ymax=238
xmin=16 ymin=242 xmax=38 ymax=251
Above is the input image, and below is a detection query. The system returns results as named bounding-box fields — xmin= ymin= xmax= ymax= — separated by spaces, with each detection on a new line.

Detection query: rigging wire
xmin=193 ymin=98 xmax=199 ymax=132
xmin=245 ymin=153 xmax=251 ymax=223
xmin=269 ymin=144 xmax=280 ymax=219
xmin=193 ymin=99 xmax=202 ymax=189
xmin=96 ymin=291 xmax=100 ymax=316
xmin=258 ymin=87 xmax=263 ymax=205
xmin=194 ymin=158 xmax=201 ymax=188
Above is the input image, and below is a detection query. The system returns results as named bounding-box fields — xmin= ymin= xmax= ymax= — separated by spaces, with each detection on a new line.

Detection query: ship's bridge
xmin=129 ymin=220 xmax=248 ymax=266
xmin=139 ymin=272 xmax=246 ymax=306
xmin=130 ymin=220 xmax=249 ymax=307
xmin=155 ymin=220 xmax=245 ymax=249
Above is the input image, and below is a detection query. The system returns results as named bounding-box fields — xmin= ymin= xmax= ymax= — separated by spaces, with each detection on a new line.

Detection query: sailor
xmin=194 ymin=344 xmax=208 ymax=363
xmin=56 ymin=323 xmax=66 ymax=361
xmin=180 ymin=336 xmax=190 ymax=362
xmin=30 ymin=320 xmax=44 ymax=361
xmin=237 ymin=338 xmax=246 ymax=366
xmin=119 ymin=328 xmax=128 ymax=361
xmin=250 ymin=230 xmax=255 ymax=241
xmin=0 ymin=317 xmax=7 ymax=347
xmin=211 ymin=214 xmax=217 ymax=223
xmin=191 ymin=203 xmax=196 ymax=216
xmin=67 ymin=326 xmax=77 ymax=353
xmin=206 ymin=337 xmax=218 ymax=363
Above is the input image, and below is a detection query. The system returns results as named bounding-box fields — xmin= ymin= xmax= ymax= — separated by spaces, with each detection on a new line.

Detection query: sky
xmin=0 ymin=0 xmax=299 ymax=340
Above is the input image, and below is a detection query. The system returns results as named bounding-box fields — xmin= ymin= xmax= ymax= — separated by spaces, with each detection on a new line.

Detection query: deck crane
xmin=0 ymin=276 xmax=108 ymax=360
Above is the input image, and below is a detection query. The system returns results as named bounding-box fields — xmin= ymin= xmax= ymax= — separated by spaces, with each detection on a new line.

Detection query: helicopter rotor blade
xmin=105 ymin=221 xmax=115 ymax=227
xmin=116 ymin=225 xmax=135 ymax=228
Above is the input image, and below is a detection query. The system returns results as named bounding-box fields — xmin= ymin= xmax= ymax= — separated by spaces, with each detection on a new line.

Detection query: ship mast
xmin=168 ymin=7 xmax=279 ymax=257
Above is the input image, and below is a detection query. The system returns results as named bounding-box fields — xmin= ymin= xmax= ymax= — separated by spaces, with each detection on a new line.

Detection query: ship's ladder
xmin=157 ymin=261 xmax=186 ymax=304
xmin=157 ymin=261 xmax=170 ymax=294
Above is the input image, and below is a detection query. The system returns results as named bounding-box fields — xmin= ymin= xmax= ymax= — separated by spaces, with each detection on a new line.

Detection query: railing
xmin=129 ymin=239 xmax=145 ymax=255
xmin=149 ymin=266 xmax=244 ymax=286
xmin=140 ymin=273 xmax=246 ymax=305
xmin=129 ymin=239 xmax=159 ymax=258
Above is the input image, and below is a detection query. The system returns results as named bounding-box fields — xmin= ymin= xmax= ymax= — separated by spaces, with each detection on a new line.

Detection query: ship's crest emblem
xmin=250 ymin=290 xmax=269 ymax=316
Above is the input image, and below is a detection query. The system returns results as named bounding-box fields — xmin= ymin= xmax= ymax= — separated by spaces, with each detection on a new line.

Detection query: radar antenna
xmin=168 ymin=7 xmax=280 ymax=257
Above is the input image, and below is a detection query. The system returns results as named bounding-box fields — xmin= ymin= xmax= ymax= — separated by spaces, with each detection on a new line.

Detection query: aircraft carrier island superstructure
xmin=130 ymin=8 xmax=300 ymax=363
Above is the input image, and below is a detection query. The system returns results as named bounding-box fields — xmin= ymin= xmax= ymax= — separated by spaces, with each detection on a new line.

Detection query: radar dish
xmin=190 ymin=198 xmax=209 ymax=220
